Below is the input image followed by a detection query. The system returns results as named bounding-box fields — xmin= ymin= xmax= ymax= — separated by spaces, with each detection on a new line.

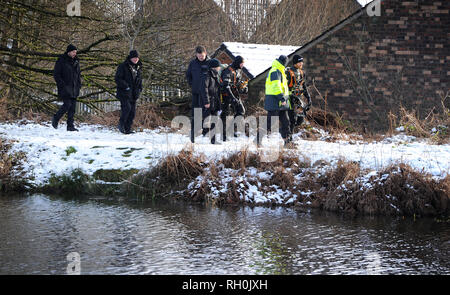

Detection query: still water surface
xmin=0 ymin=194 xmax=448 ymax=274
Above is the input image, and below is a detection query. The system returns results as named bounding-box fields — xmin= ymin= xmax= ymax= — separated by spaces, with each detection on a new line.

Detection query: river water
xmin=0 ymin=194 xmax=448 ymax=275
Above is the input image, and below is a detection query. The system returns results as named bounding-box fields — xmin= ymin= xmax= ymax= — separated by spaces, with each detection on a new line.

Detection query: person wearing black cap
xmin=186 ymin=46 xmax=211 ymax=143
xmin=264 ymin=55 xmax=291 ymax=146
xmin=199 ymin=58 xmax=222 ymax=144
xmin=115 ymin=49 xmax=143 ymax=134
xmin=219 ymin=55 xmax=247 ymax=142
xmin=52 ymin=44 xmax=82 ymax=131
xmin=286 ymin=54 xmax=312 ymax=140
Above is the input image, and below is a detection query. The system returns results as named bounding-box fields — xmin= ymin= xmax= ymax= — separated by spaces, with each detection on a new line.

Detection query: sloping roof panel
xmin=220 ymin=42 xmax=299 ymax=79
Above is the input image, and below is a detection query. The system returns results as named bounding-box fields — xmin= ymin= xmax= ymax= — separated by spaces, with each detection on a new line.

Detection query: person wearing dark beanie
xmin=52 ymin=44 xmax=81 ymax=131
xmin=128 ymin=50 xmax=139 ymax=59
xmin=219 ymin=55 xmax=247 ymax=141
xmin=66 ymin=44 xmax=77 ymax=53
xmin=264 ymin=55 xmax=290 ymax=146
xmin=115 ymin=49 xmax=143 ymax=134
xmin=231 ymin=55 xmax=244 ymax=70
xmin=199 ymin=58 xmax=222 ymax=144
xmin=208 ymin=58 xmax=221 ymax=69
xmin=285 ymin=54 xmax=312 ymax=145
xmin=277 ymin=55 xmax=288 ymax=67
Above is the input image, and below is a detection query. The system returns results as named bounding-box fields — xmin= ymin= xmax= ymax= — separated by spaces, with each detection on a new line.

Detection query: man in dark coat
xmin=52 ymin=44 xmax=81 ymax=131
xmin=199 ymin=58 xmax=222 ymax=144
xmin=219 ymin=55 xmax=247 ymax=142
xmin=115 ymin=50 xmax=143 ymax=134
xmin=186 ymin=46 xmax=210 ymax=143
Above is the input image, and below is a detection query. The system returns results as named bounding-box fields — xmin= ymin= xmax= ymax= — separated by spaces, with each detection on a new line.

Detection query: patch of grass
xmin=65 ymin=146 xmax=77 ymax=156
xmin=43 ymin=168 xmax=90 ymax=196
xmin=122 ymin=147 xmax=144 ymax=157
xmin=93 ymin=168 xmax=139 ymax=182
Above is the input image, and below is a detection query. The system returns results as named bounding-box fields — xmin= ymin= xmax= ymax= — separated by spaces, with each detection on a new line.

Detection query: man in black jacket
xmin=115 ymin=50 xmax=143 ymax=134
xmin=200 ymin=58 xmax=222 ymax=144
xmin=186 ymin=46 xmax=210 ymax=143
xmin=220 ymin=55 xmax=247 ymax=142
xmin=52 ymin=44 xmax=81 ymax=131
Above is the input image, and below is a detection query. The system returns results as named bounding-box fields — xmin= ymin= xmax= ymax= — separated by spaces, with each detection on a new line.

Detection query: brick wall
xmin=304 ymin=0 xmax=449 ymax=130
xmin=248 ymin=0 xmax=449 ymax=131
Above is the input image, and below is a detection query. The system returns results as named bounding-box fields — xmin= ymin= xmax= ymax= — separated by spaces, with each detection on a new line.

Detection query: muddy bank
xmin=126 ymin=149 xmax=449 ymax=218
xmin=0 ymin=138 xmax=28 ymax=193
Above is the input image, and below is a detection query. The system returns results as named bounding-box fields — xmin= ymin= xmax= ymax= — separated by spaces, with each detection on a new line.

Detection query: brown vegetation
xmin=395 ymin=93 xmax=449 ymax=144
xmin=127 ymin=149 xmax=449 ymax=217
xmin=251 ymin=0 xmax=360 ymax=45
xmin=0 ymin=138 xmax=27 ymax=192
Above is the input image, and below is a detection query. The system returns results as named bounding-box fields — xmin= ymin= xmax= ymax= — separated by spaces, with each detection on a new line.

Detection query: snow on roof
xmin=357 ymin=0 xmax=372 ymax=6
xmin=222 ymin=42 xmax=299 ymax=78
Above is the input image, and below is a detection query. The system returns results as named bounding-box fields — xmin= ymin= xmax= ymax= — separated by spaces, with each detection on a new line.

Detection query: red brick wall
xmin=300 ymin=0 xmax=449 ymax=130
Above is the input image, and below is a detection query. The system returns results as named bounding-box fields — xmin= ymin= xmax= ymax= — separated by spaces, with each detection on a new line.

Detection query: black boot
xmin=67 ymin=126 xmax=79 ymax=132
xmin=51 ymin=116 xmax=58 ymax=129
xmin=118 ymin=123 xmax=126 ymax=134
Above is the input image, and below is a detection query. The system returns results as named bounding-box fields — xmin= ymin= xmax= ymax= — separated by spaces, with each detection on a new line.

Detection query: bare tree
xmin=250 ymin=0 xmax=360 ymax=45
xmin=0 ymin=0 xmax=228 ymax=115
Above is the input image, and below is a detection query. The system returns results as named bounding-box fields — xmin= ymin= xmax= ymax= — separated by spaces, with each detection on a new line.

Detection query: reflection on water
xmin=0 ymin=194 xmax=449 ymax=274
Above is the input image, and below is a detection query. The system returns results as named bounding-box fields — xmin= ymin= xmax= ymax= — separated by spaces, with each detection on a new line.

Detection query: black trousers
xmin=220 ymin=97 xmax=245 ymax=142
xmin=54 ymin=97 xmax=76 ymax=128
xmin=267 ymin=110 xmax=290 ymax=140
xmin=288 ymin=109 xmax=296 ymax=138
xmin=190 ymin=106 xmax=215 ymax=143
xmin=119 ymin=97 xmax=137 ymax=132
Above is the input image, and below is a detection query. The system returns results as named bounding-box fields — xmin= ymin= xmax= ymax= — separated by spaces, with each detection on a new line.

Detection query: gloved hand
xmin=291 ymin=96 xmax=300 ymax=105
xmin=125 ymin=87 xmax=130 ymax=91
xmin=231 ymin=97 xmax=238 ymax=107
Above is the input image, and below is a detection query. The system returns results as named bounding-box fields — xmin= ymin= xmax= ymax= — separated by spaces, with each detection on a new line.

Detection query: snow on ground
xmin=0 ymin=121 xmax=448 ymax=187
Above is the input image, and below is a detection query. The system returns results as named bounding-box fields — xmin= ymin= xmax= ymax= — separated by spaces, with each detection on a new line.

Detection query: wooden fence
xmin=74 ymin=86 xmax=186 ymax=114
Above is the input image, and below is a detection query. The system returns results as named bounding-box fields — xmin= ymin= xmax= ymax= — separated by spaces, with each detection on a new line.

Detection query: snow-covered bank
xmin=0 ymin=121 xmax=449 ymax=187
xmin=1 ymin=121 xmax=449 ymax=186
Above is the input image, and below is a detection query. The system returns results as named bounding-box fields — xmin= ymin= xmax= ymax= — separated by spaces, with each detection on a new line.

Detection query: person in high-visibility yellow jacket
xmin=264 ymin=55 xmax=291 ymax=146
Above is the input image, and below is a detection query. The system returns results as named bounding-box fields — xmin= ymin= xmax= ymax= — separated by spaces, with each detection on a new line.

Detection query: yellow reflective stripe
xmin=265 ymin=64 xmax=288 ymax=96
xmin=266 ymin=77 xmax=283 ymax=95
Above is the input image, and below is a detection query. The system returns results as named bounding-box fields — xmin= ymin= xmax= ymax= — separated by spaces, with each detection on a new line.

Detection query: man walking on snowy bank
xmin=186 ymin=45 xmax=210 ymax=143
xmin=264 ymin=55 xmax=291 ymax=147
xmin=52 ymin=44 xmax=82 ymax=131
xmin=115 ymin=50 xmax=143 ymax=134
xmin=286 ymin=54 xmax=312 ymax=141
